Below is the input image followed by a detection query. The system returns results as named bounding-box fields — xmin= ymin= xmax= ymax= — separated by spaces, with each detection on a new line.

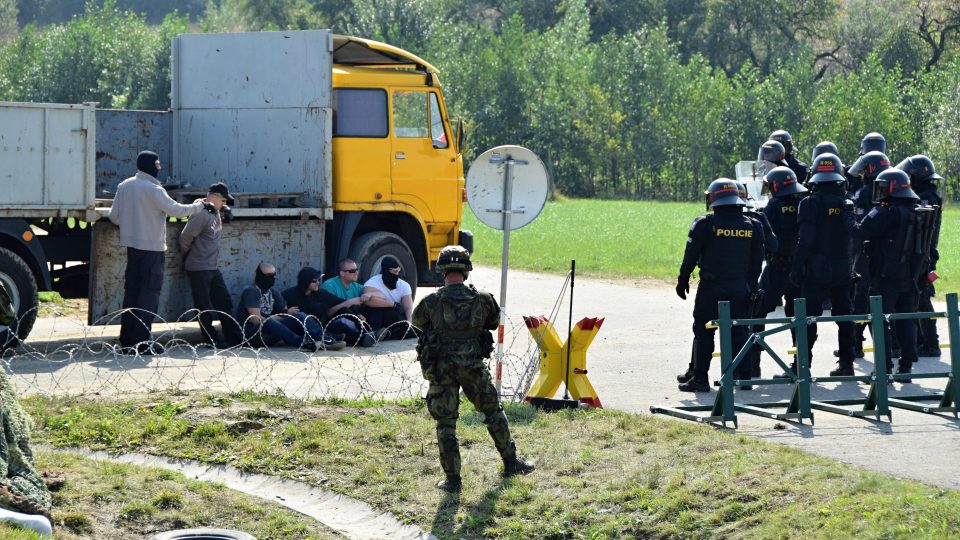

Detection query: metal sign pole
xmin=495 ymin=158 xmax=515 ymax=395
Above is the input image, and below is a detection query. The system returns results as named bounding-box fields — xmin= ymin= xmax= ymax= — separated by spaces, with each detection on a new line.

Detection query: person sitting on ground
xmin=362 ymin=257 xmax=417 ymax=340
xmin=282 ymin=267 xmax=375 ymax=347
xmin=236 ymin=262 xmax=345 ymax=351
xmin=320 ymin=258 xmax=373 ymax=326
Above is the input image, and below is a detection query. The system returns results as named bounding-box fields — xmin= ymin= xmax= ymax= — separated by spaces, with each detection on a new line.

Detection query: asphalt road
xmin=11 ymin=264 xmax=960 ymax=491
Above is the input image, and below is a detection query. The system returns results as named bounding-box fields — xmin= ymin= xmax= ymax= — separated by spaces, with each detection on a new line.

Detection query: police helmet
xmin=896 ymin=154 xmax=943 ymax=184
xmin=847 ymin=151 xmax=891 ymax=181
xmin=763 ymin=166 xmax=807 ymax=198
xmin=861 ymin=132 xmax=886 ymax=155
xmin=769 ymin=130 xmax=794 ymax=154
xmin=734 ymin=181 xmax=756 ymax=209
xmin=704 ymin=178 xmax=745 ymax=210
xmin=436 ymin=245 xmax=473 ymax=274
xmin=872 ymin=169 xmax=919 ymax=203
xmin=811 ymin=141 xmax=839 ymax=163
xmin=809 ymin=153 xmax=845 ymax=184
xmin=758 ymin=140 xmax=786 ymax=164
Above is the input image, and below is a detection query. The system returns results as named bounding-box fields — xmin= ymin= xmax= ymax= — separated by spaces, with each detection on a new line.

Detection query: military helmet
xmin=861 ymin=132 xmax=886 ymax=155
xmin=872 ymin=169 xmax=919 ymax=203
xmin=763 ymin=166 xmax=807 ymax=198
xmin=769 ymin=129 xmax=794 ymax=153
xmin=896 ymin=154 xmax=943 ymax=183
xmin=811 ymin=141 xmax=839 ymax=163
xmin=809 ymin=153 xmax=845 ymax=184
xmin=704 ymin=178 xmax=745 ymax=210
xmin=436 ymin=245 xmax=473 ymax=273
xmin=758 ymin=140 xmax=786 ymax=164
xmin=847 ymin=151 xmax=891 ymax=181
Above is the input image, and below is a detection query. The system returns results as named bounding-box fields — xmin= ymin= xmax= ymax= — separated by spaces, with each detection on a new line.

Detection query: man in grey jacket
xmin=179 ymin=183 xmax=242 ymax=348
xmin=109 ymin=150 xmax=208 ymax=354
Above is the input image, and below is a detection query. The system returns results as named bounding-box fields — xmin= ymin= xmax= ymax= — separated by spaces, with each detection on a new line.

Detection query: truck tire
xmin=349 ymin=232 xmax=418 ymax=297
xmin=0 ymin=247 xmax=38 ymax=350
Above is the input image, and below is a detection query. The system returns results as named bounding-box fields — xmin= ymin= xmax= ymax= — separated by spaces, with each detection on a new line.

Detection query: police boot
xmin=678 ymin=374 xmax=711 ymax=393
xmin=896 ymin=364 xmax=913 ymax=384
xmin=676 ymin=369 xmax=694 ymax=384
xmin=829 ymin=362 xmax=854 ymax=377
xmin=436 ymin=475 xmax=462 ymax=492
xmin=773 ymin=363 xmax=797 ymax=379
xmin=503 ymin=457 xmax=536 ymax=477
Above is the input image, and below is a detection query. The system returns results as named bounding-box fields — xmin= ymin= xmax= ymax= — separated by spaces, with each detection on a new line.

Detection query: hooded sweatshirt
xmin=281 ymin=267 xmax=344 ymax=321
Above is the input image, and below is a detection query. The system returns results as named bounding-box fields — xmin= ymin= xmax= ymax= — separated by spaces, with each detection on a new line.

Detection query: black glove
xmin=675 ymin=276 xmax=689 ymax=300
xmin=202 ymin=201 xmax=217 ymax=214
xmin=220 ymin=206 xmax=234 ymax=223
xmin=749 ymin=287 xmax=765 ymax=304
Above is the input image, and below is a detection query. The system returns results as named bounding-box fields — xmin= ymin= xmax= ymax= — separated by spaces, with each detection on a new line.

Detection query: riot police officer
xmin=769 ymin=130 xmax=809 ymax=184
xmin=676 ymin=179 xmax=765 ymax=392
xmin=897 ymin=155 xmax=944 ymax=357
xmin=846 ymin=151 xmax=891 ymax=357
xmin=747 ymin=167 xmax=807 ymax=379
xmin=758 ymin=139 xmax=788 ymax=172
xmin=736 ymin=180 xmax=778 ymax=259
xmin=787 ymin=153 xmax=857 ymax=377
xmin=860 ymin=132 xmax=887 ymax=155
xmin=811 ymin=141 xmax=840 ymax=164
xmin=412 ymin=246 xmax=534 ymax=491
xmin=854 ymin=170 xmax=934 ymax=381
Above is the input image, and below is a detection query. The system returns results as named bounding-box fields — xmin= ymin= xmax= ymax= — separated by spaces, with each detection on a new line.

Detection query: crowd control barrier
xmin=651 ymin=293 xmax=960 ymax=427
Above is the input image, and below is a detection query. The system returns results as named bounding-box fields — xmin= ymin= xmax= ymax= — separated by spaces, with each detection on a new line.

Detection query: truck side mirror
xmin=455 ymin=118 xmax=467 ymax=154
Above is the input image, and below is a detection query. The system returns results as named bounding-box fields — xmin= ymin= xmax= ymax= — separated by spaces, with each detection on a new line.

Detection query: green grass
xmin=23 ymin=391 xmax=960 ymax=539
xmin=0 ymin=448 xmax=337 ymax=539
xmin=464 ymin=199 xmax=960 ymax=292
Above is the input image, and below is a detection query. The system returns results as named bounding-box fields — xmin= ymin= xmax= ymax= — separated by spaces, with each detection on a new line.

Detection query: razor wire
xmin=0 ymin=303 xmax=546 ymax=402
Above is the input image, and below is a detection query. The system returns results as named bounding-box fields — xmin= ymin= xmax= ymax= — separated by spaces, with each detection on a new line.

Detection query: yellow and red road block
xmin=523 ymin=315 xmax=603 ymax=408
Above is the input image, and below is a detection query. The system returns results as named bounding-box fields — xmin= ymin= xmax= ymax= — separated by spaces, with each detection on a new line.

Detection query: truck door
xmin=332 ymin=88 xmax=391 ymax=203
xmin=390 ymin=89 xmax=459 ymax=224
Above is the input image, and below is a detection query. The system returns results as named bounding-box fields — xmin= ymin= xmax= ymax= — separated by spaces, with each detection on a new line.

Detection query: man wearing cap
xmin=109 ymin=150 xmax=209 ymax=354
xmin=179 ymin=183 xmax=243 ymax=348
xmin=362 ymin=257 xmax=417 ymax=340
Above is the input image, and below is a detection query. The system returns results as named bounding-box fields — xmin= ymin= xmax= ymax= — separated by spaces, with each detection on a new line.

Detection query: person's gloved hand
xmin=202 ymin=201 xmax=216 ymax=214
xmin=675 ymin=276 xmax=689 ymax=300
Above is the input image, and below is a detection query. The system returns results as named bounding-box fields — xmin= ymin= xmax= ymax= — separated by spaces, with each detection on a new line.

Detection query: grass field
xmin=464 ymin=199 xmax=960 ymax=293
xmin=22 ymin=392 xmax=960 ymax=539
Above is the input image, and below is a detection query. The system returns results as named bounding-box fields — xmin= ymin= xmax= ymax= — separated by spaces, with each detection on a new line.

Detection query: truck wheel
xmin=0 ymin=247 xmax=39 ymax=350
xmin=348 ymin=232 xmax=418 ymax=297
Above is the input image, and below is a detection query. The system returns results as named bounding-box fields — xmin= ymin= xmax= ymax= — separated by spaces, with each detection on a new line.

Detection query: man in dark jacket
xmin=282 ymin=267 xmax=374 ymax=347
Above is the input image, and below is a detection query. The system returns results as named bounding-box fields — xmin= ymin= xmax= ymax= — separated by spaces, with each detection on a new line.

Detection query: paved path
xmin=11 ymin=265 xmax=960 ymax=491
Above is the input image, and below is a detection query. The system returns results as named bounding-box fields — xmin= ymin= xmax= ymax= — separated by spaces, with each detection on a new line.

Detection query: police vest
xmin=809 ymin=191 xmax=852 ymax=261
xmin=769 ymin=196 xmax=800 ymax=259
xmin=699 ymin=213 xmax=756 ymax=279
xmin=876 ymin=203 xmax=938 ymax=283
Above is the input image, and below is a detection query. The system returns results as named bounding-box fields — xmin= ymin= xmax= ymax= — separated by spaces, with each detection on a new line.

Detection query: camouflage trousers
xmin=423 ymin=358 xmax=516 ymax=478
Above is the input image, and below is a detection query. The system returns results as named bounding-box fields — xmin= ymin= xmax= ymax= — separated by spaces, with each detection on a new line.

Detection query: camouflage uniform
xmin=412 ymin=282 xmax=516 ymax=479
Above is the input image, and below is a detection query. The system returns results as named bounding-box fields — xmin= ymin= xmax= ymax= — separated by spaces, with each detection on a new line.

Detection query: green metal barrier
xmin=650 ymin=293 xmax=960 ymax=427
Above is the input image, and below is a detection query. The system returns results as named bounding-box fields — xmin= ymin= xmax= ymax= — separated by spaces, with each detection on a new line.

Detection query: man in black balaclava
xmin=109 ymin=150 xmax=209 ymax=355
xmin=360 ymin=256 xmax=418 ymax=340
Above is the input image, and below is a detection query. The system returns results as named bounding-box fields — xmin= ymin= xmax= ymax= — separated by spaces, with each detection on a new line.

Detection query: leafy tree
xmin=0 ymin=0 xmax=16 ymax=42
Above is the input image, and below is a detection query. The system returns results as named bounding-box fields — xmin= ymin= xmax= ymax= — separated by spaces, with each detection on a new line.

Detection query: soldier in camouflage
xmin=412 ymin=245 xmax=535 ymax=492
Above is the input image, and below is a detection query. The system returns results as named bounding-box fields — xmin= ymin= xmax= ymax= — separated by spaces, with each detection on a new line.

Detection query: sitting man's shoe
xmin=678 ymin=378 xmax=711 ymax=393
xmin=320 ymin=335 xmax=346 ymax=351
xmin=358 ymin=331 xmax=376 ymax=348
xmin=829 ymin=363 xmax=854 ymax=377
xmin=676 ymin=369 xmax=694 ymax=383
xmin=503 ymin=457 xmax=536 ymax=477
xmin=435 ymin=475 xmax=462 ymax=492
xmin=374 ymin=327 xmax=391 ymax=342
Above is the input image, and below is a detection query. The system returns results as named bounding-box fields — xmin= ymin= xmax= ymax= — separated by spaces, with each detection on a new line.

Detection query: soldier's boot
xmin=436 ymin=475 xmax=462 ymax=492
xmin=896 ymin=363 xmax=913 ymax=384
xmin=829 ymin=361 xmax=854 ymax=377
xmin=503 ymin=457 xmax=536 ymax=477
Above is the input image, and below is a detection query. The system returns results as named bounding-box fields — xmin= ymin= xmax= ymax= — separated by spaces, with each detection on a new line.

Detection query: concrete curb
xmin=40 ymin=446 xmax=435 ymax=540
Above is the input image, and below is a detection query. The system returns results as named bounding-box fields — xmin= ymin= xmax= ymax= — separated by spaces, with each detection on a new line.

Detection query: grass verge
xmin=0 ymin=448 xmax=336 ymax=539
xmin=23 ymin=391 xmax=960 ymax=539
xmin=37 ymin=292 xmax=86 ymax=318
xmin=463 ymin=199 xmax=960 ymax=292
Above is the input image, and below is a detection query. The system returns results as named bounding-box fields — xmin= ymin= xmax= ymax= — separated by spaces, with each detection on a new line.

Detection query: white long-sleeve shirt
xmin=109 ymin=171 xmax=203 ymax=252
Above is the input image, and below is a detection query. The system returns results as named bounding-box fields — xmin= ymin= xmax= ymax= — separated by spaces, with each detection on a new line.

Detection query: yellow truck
xmin=0 ymin=30 xmax=469 ymax=341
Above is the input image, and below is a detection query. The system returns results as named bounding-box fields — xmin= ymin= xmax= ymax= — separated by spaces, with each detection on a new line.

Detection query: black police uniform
xmin=849 ymin=184 xmax=876 ymax=355
xmin=746 ymin=207 xmax=778 ymax=259
xmin=679 ymin=206 xmax=764 ymax=389
xmin=747 ymin=192 xmax=804 ymax=376
xmin=791 ymin=183 xmax=857 ymax=369
xmin=854 ymin=199 xmax=925 ymax=373
xmin=914 ymin=181 xmax=942 ymax=355
xmin=785 ymin=154 xmax=809 ymax=184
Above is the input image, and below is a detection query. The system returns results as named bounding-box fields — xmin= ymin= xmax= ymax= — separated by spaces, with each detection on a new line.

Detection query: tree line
xmin=1 ymin=0 xmax=959 ymax=200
